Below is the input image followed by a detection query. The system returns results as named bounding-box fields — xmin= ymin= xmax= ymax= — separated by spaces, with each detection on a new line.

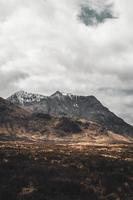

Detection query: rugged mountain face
xmin=7 ymin=91 xmax=133 ymax=136
xmin=0 ymin=97 xmax=110 ymax=141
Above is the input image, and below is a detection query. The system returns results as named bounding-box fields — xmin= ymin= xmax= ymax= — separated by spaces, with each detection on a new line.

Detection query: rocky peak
xmin=7 ymin=90 xmax=46 ymax=105
xmin=50 ymin=91 xmax=63 ymax=98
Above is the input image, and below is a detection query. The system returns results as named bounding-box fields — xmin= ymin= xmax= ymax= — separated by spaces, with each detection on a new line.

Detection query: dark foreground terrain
xmin=0 ymin=141 xmax=133 ymax=200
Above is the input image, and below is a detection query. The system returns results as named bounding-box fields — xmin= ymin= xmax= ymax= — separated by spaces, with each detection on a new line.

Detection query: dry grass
xmin=0 ymin=140 xmax=132 ymax=200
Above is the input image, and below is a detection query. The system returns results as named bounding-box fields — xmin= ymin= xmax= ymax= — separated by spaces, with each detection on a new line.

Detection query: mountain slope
xmin=0 ymin=97 xmax=108 ymax=140
xmin=0 ymin=97 xmax=132 ymax=144
xmin=0 ymin=97 xmax=30 ymax=120
xmin=7 ymin=91 xmax=133 ymax=136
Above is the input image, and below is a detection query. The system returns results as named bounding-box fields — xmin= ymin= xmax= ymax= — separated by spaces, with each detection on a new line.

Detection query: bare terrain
xmin=0 ymin=140 xmax=132 ymax=200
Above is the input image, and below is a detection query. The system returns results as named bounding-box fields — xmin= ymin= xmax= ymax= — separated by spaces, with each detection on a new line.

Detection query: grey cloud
xmin=0 ymin=70 xmax=29 ymax=97
xmin=99 ymin=87 xmax=133 ymax=96
xmin=78 ymin=2 xmax=115 ymax=26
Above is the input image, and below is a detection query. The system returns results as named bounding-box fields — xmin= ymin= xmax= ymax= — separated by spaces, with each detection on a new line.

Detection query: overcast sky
xmin=0 ymin=0 xmax=133 ymax=124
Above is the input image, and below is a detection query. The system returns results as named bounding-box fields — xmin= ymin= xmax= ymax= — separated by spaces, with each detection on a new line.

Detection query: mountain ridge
xmin=7 ymin=90 xmax=133 ymax=136
xmin=0 ymin=97 xmax=114 ymax=141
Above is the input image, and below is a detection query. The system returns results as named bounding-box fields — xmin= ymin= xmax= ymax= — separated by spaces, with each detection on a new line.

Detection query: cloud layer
xmin=0 ymin=0 xmax=133 ymax=124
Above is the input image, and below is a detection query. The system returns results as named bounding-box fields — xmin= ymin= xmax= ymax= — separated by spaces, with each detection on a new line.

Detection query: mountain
xmin=0 ymin=97 xmax=114 ymax=141
xmin=0 ymin=96 xmax=132 ymax=144
xmin=7 ymin=91 xmax=133 ymax=136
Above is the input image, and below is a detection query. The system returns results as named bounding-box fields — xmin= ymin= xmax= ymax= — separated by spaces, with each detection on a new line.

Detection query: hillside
xmin=7 ymin=91 xmax=133 ymax=136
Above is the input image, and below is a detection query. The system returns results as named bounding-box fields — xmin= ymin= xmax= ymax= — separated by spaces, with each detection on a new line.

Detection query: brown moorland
xmin=0 ymin=140 xmax=132 ymax=200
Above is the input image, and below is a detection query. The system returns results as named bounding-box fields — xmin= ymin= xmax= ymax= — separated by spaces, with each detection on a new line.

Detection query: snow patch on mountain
xmin=7 ymin=90 xmax=46 ymax=105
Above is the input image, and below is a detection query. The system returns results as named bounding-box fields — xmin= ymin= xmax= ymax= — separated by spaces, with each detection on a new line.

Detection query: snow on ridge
xmin=7 ymin=90 xmax=46 ymax=105
xmin=8 ymin=90 xmax=81 ymax=105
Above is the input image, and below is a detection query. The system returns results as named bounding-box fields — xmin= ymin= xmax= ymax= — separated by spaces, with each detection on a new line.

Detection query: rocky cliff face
xmin=7 ymin=91 xmax=133 ymax=135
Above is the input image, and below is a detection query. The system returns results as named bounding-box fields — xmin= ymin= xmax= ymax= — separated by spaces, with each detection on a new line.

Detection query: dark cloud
xmin=78 ymin=3 xmax=115 ymax=26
